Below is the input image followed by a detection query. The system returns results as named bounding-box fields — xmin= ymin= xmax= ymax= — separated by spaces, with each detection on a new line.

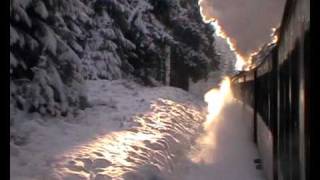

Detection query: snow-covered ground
xmin=177 ymin=99 xmax=266 ymax=180
xmin=10 ymin=79 xmax=265 ymax=180
xmin=10 ymin=80 xmax=206 ymax=180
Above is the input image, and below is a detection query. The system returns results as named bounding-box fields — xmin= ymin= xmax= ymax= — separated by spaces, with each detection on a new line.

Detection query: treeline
xmin=10 ymin=0 xmax=219 ymax=121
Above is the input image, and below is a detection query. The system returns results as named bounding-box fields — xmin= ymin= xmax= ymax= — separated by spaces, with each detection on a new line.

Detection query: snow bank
xmin=10 ymin=80 xmax=206 ymax=180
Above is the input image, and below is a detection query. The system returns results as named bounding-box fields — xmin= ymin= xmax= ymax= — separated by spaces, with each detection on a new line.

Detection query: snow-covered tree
xmin=10 ymin=0 xmax=220 ymax=121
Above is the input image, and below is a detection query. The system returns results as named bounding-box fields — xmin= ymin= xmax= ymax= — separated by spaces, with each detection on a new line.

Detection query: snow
xmin=70 ymin=40 xmax=84 ymax=53
xmin=189 ymin=71 xmax=223 ymax=97
xmin=10 ymin=25 xmax=19 ymax=45
xmin=214 ymin=35 xmax=237 ymax=75
xmin=56 ymin=37 xmax=82 ymax=68
xmin=14 ymin=5 xmax=32 ymax=27
xmin=37 ymin=22 xmax=58 ymax=56
xmin=10 ymin=79 xmax=206 ymax=180
xmin=33 ymin=1 xmax=49 ymax=19
xmin=102 ymin=29 xmax=117 ymax=40
xmin=11 ymin=0 xmax=219 ymax=118
xmin=25 ymin=34 xmax=40 ymax=51
xmin=128 ymin=0 xmax=152 ymax=24
xmin=10 ymin=0 xmax=265 ymax=179
xmin=10 ymin=52 xmax=18 ymax=68
xmin=69 ymin=22 xmax=82 ymax=35
xmin=188 ymin=33 xmax=238 ymax=97
xmin=11 ymin=78 xmax=265 ymax=180
xmin=174 ymin=99 xmax=266 ymax=180
xmin=87 ymin=51 xmax=122 ymax=79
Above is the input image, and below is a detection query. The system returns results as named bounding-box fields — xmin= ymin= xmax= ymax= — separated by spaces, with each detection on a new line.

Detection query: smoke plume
xmin=199 ymin=0 xmax=286 ymax=54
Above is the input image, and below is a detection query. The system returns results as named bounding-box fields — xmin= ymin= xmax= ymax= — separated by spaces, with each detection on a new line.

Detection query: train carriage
xmin=230 ymin=0 xmax=310 ymax=180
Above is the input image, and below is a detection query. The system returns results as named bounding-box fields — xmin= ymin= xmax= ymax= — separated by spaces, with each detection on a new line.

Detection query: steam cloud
xmin=200 ymin=0 xmax=286 ymax=54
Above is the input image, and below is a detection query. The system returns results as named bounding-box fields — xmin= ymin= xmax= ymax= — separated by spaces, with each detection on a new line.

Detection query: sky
xmin=199 ymin=0 xmax=287 ymax=54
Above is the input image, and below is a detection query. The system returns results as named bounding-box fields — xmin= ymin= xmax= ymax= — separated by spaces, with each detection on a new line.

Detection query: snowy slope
xmin=10 ymin=79 xmax=266 ymax=180
xmin=10 ymin=80 xmax=206 ymax=180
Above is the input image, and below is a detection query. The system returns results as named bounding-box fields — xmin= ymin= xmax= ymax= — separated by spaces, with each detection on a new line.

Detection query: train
xmin=230 ymin=0 xmax=310 ymax=180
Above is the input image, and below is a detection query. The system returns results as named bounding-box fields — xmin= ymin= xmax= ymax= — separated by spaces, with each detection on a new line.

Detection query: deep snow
xmin=10 ymin=79 xmax=265 ymax=180
xmin=178 ymin=99 xmax=266 ymax=180
xmin=10 ymin=80 xmax=206 ymax=180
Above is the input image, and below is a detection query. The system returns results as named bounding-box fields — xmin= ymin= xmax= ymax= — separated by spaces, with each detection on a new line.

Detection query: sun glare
xmin=189 ymin=77 xmax=232 ymax=164
xmin=203 ymin=77 xmax=232 ymax=129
